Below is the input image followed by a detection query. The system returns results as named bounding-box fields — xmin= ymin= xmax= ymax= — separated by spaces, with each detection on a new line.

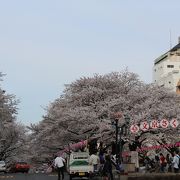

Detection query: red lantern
xmin=140 ymin=121 xmax=149 ymax=131
xmin=170 ymin=119 xmax=179 ymax=128
xmin=160 ymin=119 xmax=169 ymax=128
xmin=150 ymin=120 xmax=159 ymax=129
xmin=130 ymin=124 xmax=139 ymax=133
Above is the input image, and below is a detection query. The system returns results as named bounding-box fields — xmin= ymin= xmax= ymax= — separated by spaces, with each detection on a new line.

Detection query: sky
xmin=1 ymin=0 xmax=180 ymax=125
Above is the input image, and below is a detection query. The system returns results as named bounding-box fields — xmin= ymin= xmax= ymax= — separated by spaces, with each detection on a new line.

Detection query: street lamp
xmin=112 ymin=113 xmax=130 ymax=168
xmin=119 ymin=115 xmax=130 ymax=164
xmin=111 ymin=112 xmax=122 ymax=166
xmin=114 ymin=118 xmax=119 ymax=165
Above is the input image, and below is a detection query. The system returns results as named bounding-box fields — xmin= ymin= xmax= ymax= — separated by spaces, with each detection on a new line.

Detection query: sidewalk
xmin=113 ymin=172 xmax=180 ymax=180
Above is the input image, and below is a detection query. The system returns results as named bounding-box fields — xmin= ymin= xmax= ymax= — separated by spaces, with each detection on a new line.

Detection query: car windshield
xmin=73 ymin=156 xmax=88 ymax=159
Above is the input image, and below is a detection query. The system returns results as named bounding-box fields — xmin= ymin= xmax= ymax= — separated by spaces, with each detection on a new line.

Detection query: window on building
xmin=167 ymin=65 xmax=174 ymax=68
xmin=176 ymin=51 xmax=180 ymax=56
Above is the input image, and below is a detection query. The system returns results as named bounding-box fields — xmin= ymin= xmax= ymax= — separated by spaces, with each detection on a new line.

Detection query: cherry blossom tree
xmin=0 ymin=73 xmax=27 ymax=163
xmin=29 ymin=70 xmax=180 ymax=162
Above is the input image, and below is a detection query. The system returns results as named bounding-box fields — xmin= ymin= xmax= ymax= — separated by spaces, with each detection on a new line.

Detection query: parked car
xmin=0 ymin=161 xmax=7 ymax=173
xmin=9 ymin=162 xmax=30 ymax=173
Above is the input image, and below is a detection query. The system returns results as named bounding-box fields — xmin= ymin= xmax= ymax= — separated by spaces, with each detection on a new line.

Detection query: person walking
xmin=159 ymin=153 xmax=166 ymax=173
xmin=172 ymin=151 xmax=179 ymax=173
xmin=102 ymin=155 xmax=113 ymax=180
xmin=54 ymin=155 xmax=66 ymax=180
xmin=89 ymin=152 xmax=100 ymax=173
xmin=154 ymin=154 xmax=160 ymax=172
xmin=144 ymin=156 xmax=151 ymax=172
xmin=166 ymin=154 xmax=172 ymax=172
xmin=98 ymin=142 xmax=105 ymax=164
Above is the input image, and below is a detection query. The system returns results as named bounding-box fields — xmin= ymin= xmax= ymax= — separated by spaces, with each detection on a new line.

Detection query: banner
xmin=130 ymin=119 xmax=179 ymax=133
xmin=122 ymin=142 xmax=180 ymax=157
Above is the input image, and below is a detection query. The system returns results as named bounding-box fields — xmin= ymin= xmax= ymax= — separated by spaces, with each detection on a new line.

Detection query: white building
xmin=153 ymin=38 xmax=180 ymax=94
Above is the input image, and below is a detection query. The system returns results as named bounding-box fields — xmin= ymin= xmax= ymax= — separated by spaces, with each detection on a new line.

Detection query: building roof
xmin=170 ymin=42 xmax=180 ymax=52
xmin=154 ymin=52 xmax=168 ymax=65
xmin=154 ymin=42 xmax=180 ymax=65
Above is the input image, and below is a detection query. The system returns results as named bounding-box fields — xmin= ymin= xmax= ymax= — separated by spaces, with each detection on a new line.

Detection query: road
xmin=0 ymin=173 xmax=69 ymax=180
xmin=0 ymin=172 xmax=99 ymax=180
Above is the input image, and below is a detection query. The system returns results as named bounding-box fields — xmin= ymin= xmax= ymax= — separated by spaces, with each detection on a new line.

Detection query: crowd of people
xmin=144 ymin=150 xmax=180 ymax=173
xmin=52 ymin=141 xmax=114 ymax=180
xmin=52 ymin=139 xmax=180 ymax=180
xmin=89 ymin=142 xmax=114 ymax=180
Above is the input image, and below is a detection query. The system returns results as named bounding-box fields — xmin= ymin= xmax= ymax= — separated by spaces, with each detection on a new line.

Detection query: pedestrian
xmin=54 ymin=155 xmax=66 ymax=180
xmin=159 ymin=153 xmax=167 ymax=173
xmin=154 ymin=154 xmax=160 ymax=172
xmin=144 ymin=156 xmax=151 ymax=172
xmin=166 ymin=154 xmax=172 ymax=172
xmin=98 ymin=142 xmax=105 ymax=164
xmin=102 ymin=155 xmax=113 ymax=180
xmin=172 ymin=151 xmax=179 ymax=173
xmin=89 ymin=152 xmax=100 ymax=173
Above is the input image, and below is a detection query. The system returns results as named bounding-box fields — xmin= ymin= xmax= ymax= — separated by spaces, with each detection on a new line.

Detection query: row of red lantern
xmin=130 ymin=119 xmax=179 ymax=134
xmin=122 ymin=142 xmax=180 ymax=156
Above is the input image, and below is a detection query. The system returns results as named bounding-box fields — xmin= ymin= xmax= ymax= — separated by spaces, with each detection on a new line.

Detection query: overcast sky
xmin=1 ymin=0 xmax=180 ymax=125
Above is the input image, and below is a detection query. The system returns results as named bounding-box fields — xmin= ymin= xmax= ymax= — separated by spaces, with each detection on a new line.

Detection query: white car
xmin=67 ymin=152 xmax=93 ymax=180
xmin=0 ymin=161 xmax=7 ymax=173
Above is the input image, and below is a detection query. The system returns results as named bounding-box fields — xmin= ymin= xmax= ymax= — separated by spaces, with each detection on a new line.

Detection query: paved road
xmin=0 ymin=173 xmax=69 ymax=180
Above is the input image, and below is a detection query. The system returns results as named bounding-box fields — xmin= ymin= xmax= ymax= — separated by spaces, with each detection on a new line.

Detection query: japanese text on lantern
xmin=130 ymin=119 xmax=179 ymax=133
